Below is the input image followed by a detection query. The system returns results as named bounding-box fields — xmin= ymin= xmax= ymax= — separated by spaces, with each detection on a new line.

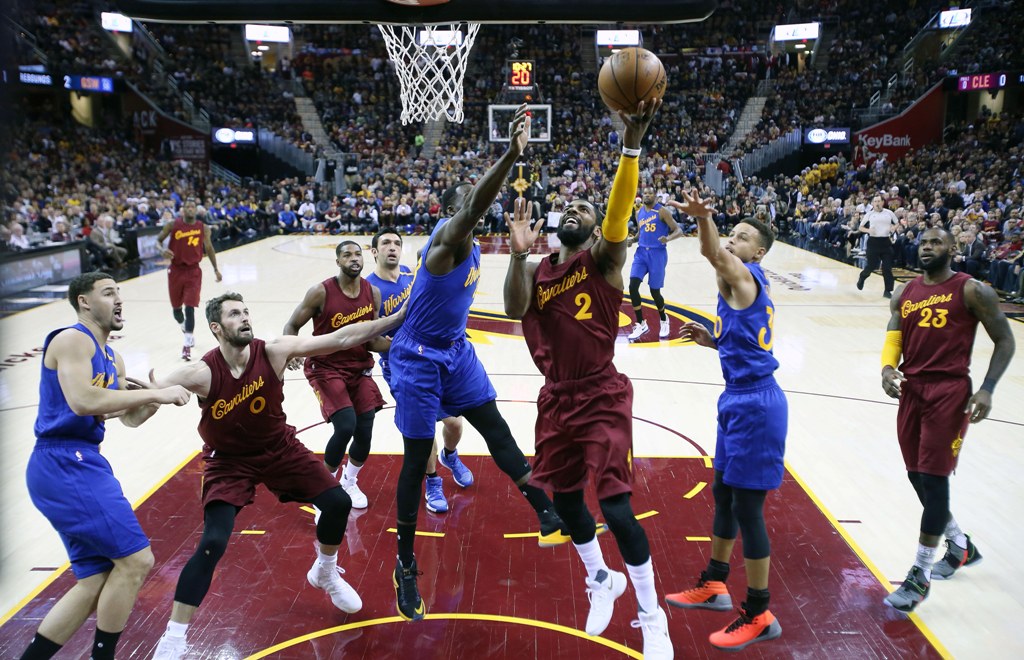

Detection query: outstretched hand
xmin=667 ymin=190 xmax=717 ymax=220
xmin=619 ymin=98 xmax=662 ymax=149
xmin=680 ymin=321 xmax=716 ymax=348
xmin=508 ymin=104 xmax=532 ymax=156
xmin=505 ymin=197 xmax=544 ymax=255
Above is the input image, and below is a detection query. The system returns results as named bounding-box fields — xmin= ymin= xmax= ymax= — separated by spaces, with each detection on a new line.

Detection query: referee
xmin=857 ymin=195 xmax=898 ymax=298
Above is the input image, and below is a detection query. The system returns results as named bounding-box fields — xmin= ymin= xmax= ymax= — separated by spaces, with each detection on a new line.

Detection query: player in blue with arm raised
xmin=388 ymin=105 xmax=567 ymax=621
xmin=662 ymin=194 xmax=787 ymax=652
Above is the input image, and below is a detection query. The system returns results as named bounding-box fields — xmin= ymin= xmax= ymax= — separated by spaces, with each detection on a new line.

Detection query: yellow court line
xmin=240 ymin=530 xmax=266 ymax=536
xmin=634 ymin=510 xmax=659 ymax=521
xmin=685 ymin=536 xmax=712 ymax=542
xmin=702 ymin=455 xmax=713 ymax=468
xmin=683 ymin=481 xmax=707 ymax=499
xmin=503 ymin=532 xmax=540 ymax=539
xmin=243 ymin=612 xmax=643 ymax=659
xmin=786 ymin=461 xmax=953 ymax=660
xmin=385 ymin=528 xmax=445 ymax=538
xmin=0 ymin=449 xmax=201 ymax=627
xmin=300 ymin=505 xmax=316 ymax=516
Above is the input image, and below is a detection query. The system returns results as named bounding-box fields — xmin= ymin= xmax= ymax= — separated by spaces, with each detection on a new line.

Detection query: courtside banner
xmin=852 ymin=82 xmax=945 ymax=166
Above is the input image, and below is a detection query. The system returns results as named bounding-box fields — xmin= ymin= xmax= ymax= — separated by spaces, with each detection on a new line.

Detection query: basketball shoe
xmin=307 ymin=552 xmax=362 ymax=613
xmin=630 ymin=606 xmax=673 ymax=658
xmin=341 ymin=474 xmax=368 ymax=509
xmin=584 ymin=569 xmax=627 ymax=636
xmin=152 ymin=632 xmax=187 ymax=660
xmin=627 ymin=320 xmax=649 ymax=341
xmin=665 ymin=574 xmax=732 ymax=611
xmin=709 ymin=606 xmax=782 ymax=651
xmin=180 ymin=344 xmax=191 ymax=361
xmin=884 ymin=565 xmax=930 ymax=612
xmin=437 ymin=448 xmax=474 ymax=487
xmin=659 ymin=317 xmax=671 ymax=339
xmin=394 ymin=556 xmax=426 ymax=621
xmin=931 ymin=535 xmax=982 ymax=580
xmin=424 ymin=475 xmax=448 ymax=513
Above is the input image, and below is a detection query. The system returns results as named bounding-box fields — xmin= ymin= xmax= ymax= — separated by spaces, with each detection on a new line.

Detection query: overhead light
xmin=257 ymin=45 xmax=270 ymax=51
xmin=795 ymin=44 xmax=806 ymax=49
xmin=251 ymin=51 xmax=260 ymax=56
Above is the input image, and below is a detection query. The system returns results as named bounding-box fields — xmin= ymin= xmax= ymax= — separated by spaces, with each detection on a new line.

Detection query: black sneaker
xmin=394 ymin=557 xmax=425 ymax=621
xmin=883 ymin=565 xmax=930 ymax=612
xmin=537 ymin=509 xmax=571 ymax=547
xmin=932 ymin=535 xmax=983 ymax=580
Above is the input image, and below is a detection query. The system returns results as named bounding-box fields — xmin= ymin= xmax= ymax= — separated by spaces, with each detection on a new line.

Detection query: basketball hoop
xmin=378 ymin=23 xmax=480 ymax=124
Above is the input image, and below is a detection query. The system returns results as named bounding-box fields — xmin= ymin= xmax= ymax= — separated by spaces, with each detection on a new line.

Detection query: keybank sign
xmin=804 ymin=128 xmax=850 ymax=144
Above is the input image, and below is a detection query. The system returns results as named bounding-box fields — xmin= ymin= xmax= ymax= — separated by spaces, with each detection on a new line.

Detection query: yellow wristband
xmin=881 ymin=330 xmax=902 ymax=370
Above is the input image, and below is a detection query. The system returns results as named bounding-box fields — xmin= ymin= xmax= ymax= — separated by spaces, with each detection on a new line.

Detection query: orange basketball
xmin=598 ymin=47 xmax=667 ymax=114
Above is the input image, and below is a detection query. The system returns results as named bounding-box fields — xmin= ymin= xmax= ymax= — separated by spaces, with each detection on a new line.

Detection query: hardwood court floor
xmin=1 ymin=234 xmax=1022 ymax=658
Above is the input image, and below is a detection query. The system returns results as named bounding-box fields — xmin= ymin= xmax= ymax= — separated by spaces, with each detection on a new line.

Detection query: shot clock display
xmin=508 ymin=60 xmax=535 ymax=90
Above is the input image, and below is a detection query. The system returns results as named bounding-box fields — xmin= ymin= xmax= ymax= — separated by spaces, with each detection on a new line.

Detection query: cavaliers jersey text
xmin=522 ymin=250 xmax=622 ymax=382
xmin=899 ymin=272 xmax=978 ymax=378
xmin=169 ymin=218 xmax=205 ymax=267
xmin=198 ymin=339 xmax=293 ymax=455
xmin=305 ymin=277 xmax=375 ymax=374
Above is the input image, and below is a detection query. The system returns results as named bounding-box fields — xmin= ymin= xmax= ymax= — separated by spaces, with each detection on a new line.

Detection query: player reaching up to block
xmin=664 ymin=195 xmax=786 ymax=653
xmin=503 ymin=99 xmax=673 ymax=659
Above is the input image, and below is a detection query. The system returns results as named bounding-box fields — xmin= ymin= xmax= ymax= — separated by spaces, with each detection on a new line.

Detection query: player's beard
xmin=225 ymin=328 xmax=253 ymax=348
xmin=557 ymin=224 xmax=593 ymax=248
xmin=921 ymin=251 xmax=951 ymax=274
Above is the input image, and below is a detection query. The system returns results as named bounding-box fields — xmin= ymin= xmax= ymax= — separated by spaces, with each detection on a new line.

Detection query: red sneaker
xmin=709 ymin=608 xmax=781 ymax=651
xmin=181 ymin=345 xmax=191 ymax=361
xmin=665 ymin=578 xmax=732 ymax=611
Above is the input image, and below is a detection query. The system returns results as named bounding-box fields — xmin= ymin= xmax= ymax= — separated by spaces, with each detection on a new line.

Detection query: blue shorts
xmin=26 ymin=440 xmax=150 ymax=579
xmin=714 ymin=376 xmax=788 ymax=490
xmin=389 ymin=332 xmax=495 ymax=438
xmin=630 ymin=246 xmax=668 ymax=289
xmin=381 ymin=356 xmax=455 ymax=423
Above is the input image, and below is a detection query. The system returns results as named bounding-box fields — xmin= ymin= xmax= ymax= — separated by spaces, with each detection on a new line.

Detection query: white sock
xmin=317 ymin=546 xmax=337 ymax=564
xmin=626 ymin=558 xmax=658 ymax=613
xmin=944 ymin=517 xmax=968 ymax=548
xmin=184 ymin=332 xmax=194 ymax=342
xmin=914 ymin=543 xmax=938 ymax=580
xmin=573 ymin=538 xmax=609 ymax=582
xmin=166 ymin=621 xmax=188 ymax=638
xmin=342 ymin=462 xmax=363 ymax=482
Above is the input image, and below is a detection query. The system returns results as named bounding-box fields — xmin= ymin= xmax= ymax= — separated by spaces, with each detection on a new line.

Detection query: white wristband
xmin=622 ymin=147 xmax=642 ymax=157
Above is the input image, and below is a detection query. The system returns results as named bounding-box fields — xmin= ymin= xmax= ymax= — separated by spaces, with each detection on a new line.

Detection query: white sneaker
xmin=585 ymin=569 xmax=627 ymax=636
xmin=341 ymin=476 xmax=368 ymax=509
xmin=152 ymin=632 xmax=187 ymax=660
xmin=627 ymin=320 xmax=649 ymax=341
xmin=631 ymin=606 xmax=674 ymax=659
xmin=659 ymin=318 xmax=671 ymax=339
xmin=307 ymin=558 xmax=363 ymax=613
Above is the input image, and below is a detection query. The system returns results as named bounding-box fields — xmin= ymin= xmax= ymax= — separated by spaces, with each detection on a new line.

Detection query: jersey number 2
xmin=574 ymin=293 xmax=593 ymax=320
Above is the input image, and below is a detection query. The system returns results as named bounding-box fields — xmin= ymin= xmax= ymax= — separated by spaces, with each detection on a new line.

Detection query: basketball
xmin=598 ymin=47 xmax=667 ymax=115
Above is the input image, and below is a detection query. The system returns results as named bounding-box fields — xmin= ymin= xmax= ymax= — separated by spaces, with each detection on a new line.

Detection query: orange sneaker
xmin=709 ymin=608 xmax=781 ymax=651
xmin=665 ymin=578 xmax=732 ymax=611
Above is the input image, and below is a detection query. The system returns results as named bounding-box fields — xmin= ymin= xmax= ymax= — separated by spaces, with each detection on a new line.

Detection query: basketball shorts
xmin=168 ymin=264 xmax=202 ymax=308
xmin=381 ymin=356 xmax=454 ymax=422
xmin=896 ymin=376 xmax=971 ymax=476
xmin=715 ymin=375 xmax=788 ymax=491
xmin=389 ymin=331 xmax=495 ymax=439
xmin=201 ymin=433 xmax=339 ymax=508
xmin=306 ymin=367 xmax=384 ymax=420
xmin=530 ymin=368 xmax=634 ymax=499
xmin=629 ymin=246 xmax=668 ymax=289
xmin=26 ymin=440 xmax=150 ymax=579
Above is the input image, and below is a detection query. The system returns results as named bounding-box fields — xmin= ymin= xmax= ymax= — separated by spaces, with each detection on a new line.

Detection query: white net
xmin=378 ymin=23 xmax=480 ymax=125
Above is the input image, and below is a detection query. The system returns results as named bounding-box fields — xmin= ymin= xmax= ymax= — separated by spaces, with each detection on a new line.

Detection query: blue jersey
xmin=636 ymin=204 xmax=669 ymax=249
xmin=714 ymin=263 xmax=779 ymax=385
xmin=401 ymin=219 xmax=481 ymax=344
xmin=34 ymin=323 xmax=118 ymax=445
xmin=366 ymin=265 xmax=414 ymax=360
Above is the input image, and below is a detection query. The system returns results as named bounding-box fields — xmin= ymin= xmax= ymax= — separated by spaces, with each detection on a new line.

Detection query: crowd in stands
xmin=4 ymin=3 xmax=1024 ymax=306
